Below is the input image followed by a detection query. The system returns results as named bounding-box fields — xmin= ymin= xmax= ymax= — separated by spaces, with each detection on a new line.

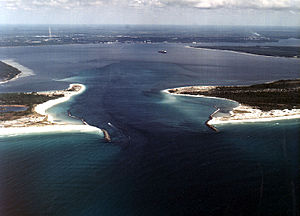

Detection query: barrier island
xmin=166 ymin=79 xmax=300 ymax=126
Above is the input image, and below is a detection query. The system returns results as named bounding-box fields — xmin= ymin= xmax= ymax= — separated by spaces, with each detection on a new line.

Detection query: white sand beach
xmin=163 ymin=87 xmax=300 ymax=125
xmin=208 ymin=105 xmax=300 ymax=125
xmin=35 ymin=83 xmax=86 ymax=122
xmin=0 ymin=83 xmax=103 ymax=137
xmin=0 ymin=124 xmax=102 ymax=137
xmin=162 ymin=87 xmax=237 ymax=103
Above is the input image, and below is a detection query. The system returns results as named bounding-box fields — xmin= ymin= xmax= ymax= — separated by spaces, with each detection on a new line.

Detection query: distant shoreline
xmin=163 ymin=80 xmax=300 ymax=128
xmin=0 ymin=59 xmax=35 ymax=85
xmin=0 ymin=60 xmax=22 ymax=84
xmin=188 ymin=46 xmax=300 ymax=58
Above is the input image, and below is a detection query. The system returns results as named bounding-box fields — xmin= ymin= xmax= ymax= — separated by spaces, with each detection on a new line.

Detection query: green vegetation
xmin=170 ymin=79 xmax=300 ymax=111
xmin=192 ymin=46 xmax=300 ymax=58
xmin=0 ymin=92 xmax=62 ymax=121
xmin=0 ymin=61 xmax=22 ymax=82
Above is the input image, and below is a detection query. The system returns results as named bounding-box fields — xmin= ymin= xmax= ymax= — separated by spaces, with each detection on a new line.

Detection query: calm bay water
xmin=0 ymin=43 xmax=299 ymax=216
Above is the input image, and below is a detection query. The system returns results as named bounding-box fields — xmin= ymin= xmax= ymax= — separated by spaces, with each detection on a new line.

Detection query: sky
xmin=0 ymin=0 xmax=300 ymax=26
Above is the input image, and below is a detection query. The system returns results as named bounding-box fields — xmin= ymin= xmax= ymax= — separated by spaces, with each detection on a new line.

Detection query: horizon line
xmin=1 ymin=23 xmax=300 ymax=28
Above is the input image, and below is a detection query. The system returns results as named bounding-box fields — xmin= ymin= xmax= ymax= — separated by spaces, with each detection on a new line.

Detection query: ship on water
xmin=158 ymin=50 xmax=167 ymax=54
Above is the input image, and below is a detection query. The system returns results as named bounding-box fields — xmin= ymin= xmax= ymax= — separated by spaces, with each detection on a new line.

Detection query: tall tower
xmin=48 ymin=26 xmax=52 ymax=39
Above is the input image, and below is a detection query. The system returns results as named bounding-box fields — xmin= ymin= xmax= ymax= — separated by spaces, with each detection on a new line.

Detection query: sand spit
xmin=163 ymin=86 xmax=300 ymax=126
xmin=162 ymin=87 xmax=237 ymax=103
xmin=185 ymin=46 xmax=283 ymax=58
xmin=0 ymin=83 xmax=103 ymax=137
xmin=0 ymin=59 xmax=35 ymax=85
xmin=35 ymin=84 xmax=86 ymax=122
xmin=0 ymin=125 xmax=102 ymax=137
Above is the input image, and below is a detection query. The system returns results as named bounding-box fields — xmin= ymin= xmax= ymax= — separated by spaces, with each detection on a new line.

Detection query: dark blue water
xmin=0 ymin=43 xmax=299 ymax=216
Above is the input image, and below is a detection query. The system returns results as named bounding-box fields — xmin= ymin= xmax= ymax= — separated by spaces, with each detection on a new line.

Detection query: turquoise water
xmin=0 ymin=43 xmax=299 ymax=215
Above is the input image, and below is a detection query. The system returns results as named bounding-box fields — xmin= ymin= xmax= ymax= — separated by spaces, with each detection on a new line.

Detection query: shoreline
xmin=161 ymin=88 xmax=238 ymax=104
xmin=208 ymin=105 xmax=300 ymax=125
xmin=0 ymin=124 xmax=102 ymax=137
xmin=0 ymin=73 xmax=21 ymax=85
xmin=35 ymin=83 xmax=86 ymax=123
xmin=186 ymin=46 xmax=299 ymax=59
xmin=0 ymin=59 xmax=35 ymax=85
xmin=0 ymin=83 xmax=103 ymax=137
xmin=163 ymin=86 xmax=300 ymax=126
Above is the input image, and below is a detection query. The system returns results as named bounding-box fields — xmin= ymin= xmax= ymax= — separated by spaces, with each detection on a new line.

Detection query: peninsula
xmin=190 ymin=46 xmax=300 ymax=58
xmin=0 ymin=60 xmax=104 ymax=137
xmin=0 ymin=83 xmax=102 ymax=136
xmin=166 ymin=79 xmax=300 ymax=125
xmin=0 ymin=60 xmax=22 ymax=84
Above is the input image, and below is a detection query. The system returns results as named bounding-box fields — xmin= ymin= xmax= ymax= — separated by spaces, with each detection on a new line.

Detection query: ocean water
xmin=0 ymin=43 xmax=299 ymax=216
